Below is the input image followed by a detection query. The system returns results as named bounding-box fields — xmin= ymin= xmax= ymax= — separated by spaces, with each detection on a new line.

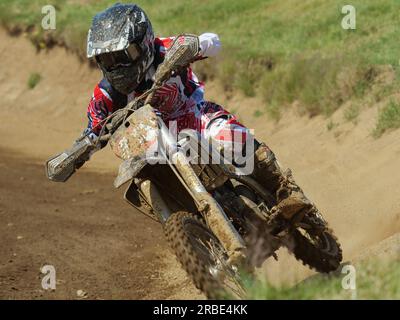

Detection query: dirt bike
xmin=46 ymin=35 xmax=342 ymax=299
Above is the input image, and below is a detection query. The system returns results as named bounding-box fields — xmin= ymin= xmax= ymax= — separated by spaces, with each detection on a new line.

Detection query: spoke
xmin=184 ymin=221 xmax=245 ymax=299
xmin=206 ymin=239 xmax=245 ymax=298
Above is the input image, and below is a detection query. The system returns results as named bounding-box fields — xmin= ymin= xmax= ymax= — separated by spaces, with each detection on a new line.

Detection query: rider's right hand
xmin=72 ymin=130 xmax=101 ymax=170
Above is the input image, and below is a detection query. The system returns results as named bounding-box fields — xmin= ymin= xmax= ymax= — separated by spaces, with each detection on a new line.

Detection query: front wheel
xmin=164 ymin=211 xmax=246 ymax=299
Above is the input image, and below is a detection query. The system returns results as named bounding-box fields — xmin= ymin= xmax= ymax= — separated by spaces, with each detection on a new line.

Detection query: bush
xmin=253 ymin=110 xmax=263 ymax=118
xmin=373 ymin=100 xmax=400 ymax=137
xmin=327 ymin=119 xmax=338 ymax=131
xmin=27 ymin=72 xmax=41 ymax=89
xmin=344 ymin=104 xmax=360 ymax=124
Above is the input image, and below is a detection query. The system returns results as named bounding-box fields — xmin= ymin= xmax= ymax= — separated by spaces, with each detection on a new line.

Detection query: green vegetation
xmin=253 ymin=110 xmax=263 ymax=118
xmin=1 ymin=0 xmax=400 ymax=133
xmin=373 ymin=100 xmax=400 ymax=137
xmin=27 ymin=72 xmax=42 ymax=89
xmin=244 ymin=259 xmax=400 ymax=299
xmin=326 ymin=119 xmax=338 ymax=131
xmin=344 ymin=104 xmax=360 ymax=124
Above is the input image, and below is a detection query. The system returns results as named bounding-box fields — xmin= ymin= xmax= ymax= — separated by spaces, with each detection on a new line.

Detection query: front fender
xmin=113 ymin=155 xmax=164 ymax=188
xmin=113 ymin=157 xmax=147 ymax=188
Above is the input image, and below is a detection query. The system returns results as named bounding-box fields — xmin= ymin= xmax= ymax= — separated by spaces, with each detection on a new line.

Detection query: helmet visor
xmin=126 ymin=43 xmax=141 ymax=61
xmin=96 ymin=43 xmax=142 ymax=71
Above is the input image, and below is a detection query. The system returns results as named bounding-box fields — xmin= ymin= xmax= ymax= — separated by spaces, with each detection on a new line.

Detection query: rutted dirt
xmin=0 ymin=28 xmax=399 ymax=299
xmin=0 ymin=149 xmax=204 ymax=299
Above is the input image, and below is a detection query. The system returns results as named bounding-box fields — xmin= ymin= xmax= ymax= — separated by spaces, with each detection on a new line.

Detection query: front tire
xmin=164 ymin=211 xmax=245 ymax=299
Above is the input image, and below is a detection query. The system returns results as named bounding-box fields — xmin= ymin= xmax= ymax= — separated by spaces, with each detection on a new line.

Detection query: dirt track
xmin=0 ymin=149 xmax=203 ymax=299
xmin=0 ymin=28 xmax=399 ymax=299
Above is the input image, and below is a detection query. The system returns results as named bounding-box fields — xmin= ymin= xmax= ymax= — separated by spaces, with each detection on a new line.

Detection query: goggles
xmin=96 ymin=43 xmax=142 ymax=71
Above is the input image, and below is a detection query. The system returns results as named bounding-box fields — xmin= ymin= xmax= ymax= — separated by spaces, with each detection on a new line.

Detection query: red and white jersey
xmin=85 ymin=33 xmax=250 ymax=158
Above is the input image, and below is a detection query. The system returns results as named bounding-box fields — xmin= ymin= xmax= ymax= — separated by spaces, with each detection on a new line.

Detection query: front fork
xmin=171 ymin=151 xmax=247 ymax=266
xmin=137 ymin=151 xmax=247 ymax=266
xmin=138 ymin=179 xmax=172 ymax=224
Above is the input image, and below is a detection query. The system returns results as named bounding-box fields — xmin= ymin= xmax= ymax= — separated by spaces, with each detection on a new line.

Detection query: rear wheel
xmin=164 ymin=211 xmax=246 ymax=299
xmin=231 ymin=186 xmax=281 ymax=268
xmin=288 ymin=212 xmax=342 ymax=272
xmin=234 ymin=183 xmax=342 ymax=272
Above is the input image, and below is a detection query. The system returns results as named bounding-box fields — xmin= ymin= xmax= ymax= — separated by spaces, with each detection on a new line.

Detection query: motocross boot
xmin=252 ymin=143 xmax=312 ymax=219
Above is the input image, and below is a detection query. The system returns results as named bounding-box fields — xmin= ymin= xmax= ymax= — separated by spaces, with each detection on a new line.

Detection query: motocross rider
xmin=79 ymin=3 xmax=313 ymax=219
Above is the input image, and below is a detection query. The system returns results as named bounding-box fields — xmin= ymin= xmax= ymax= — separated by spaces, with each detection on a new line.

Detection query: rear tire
xmin=164 ymin=211 xmax=245 ymax=299
xmin=288 ymin=213 xmax=342 ymax=272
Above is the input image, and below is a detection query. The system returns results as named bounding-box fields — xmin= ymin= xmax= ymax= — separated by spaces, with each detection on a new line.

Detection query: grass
xmin=326 ymin=119 xmax=338 ymax=131
xmin=253 ymin=110 xmax=263 ymax=118
xmin=1 ymin=0 xmax=400 ymax=128
xmin=344 ymin=104 xmax=360 ymax=124
xmin=244 ymin=259 xmax=400 ymax=299
xmin=27 ymin=72 xmax=42 ymax=89
xmin=373 ymin=100 xmax=400 ymax=137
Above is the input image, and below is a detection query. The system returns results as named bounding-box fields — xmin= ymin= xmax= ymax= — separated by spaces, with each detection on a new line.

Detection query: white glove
xmin=198 ymin=33 xmax=221 ymax=57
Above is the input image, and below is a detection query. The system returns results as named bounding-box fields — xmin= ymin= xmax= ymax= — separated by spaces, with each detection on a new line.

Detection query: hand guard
xmin=45 ymin=135 xmax=96 ymax=182
xmin=153 ymin=34 xmax=200 ymax=84
xmin=165 ymin=34 xmax=201 ymax=67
